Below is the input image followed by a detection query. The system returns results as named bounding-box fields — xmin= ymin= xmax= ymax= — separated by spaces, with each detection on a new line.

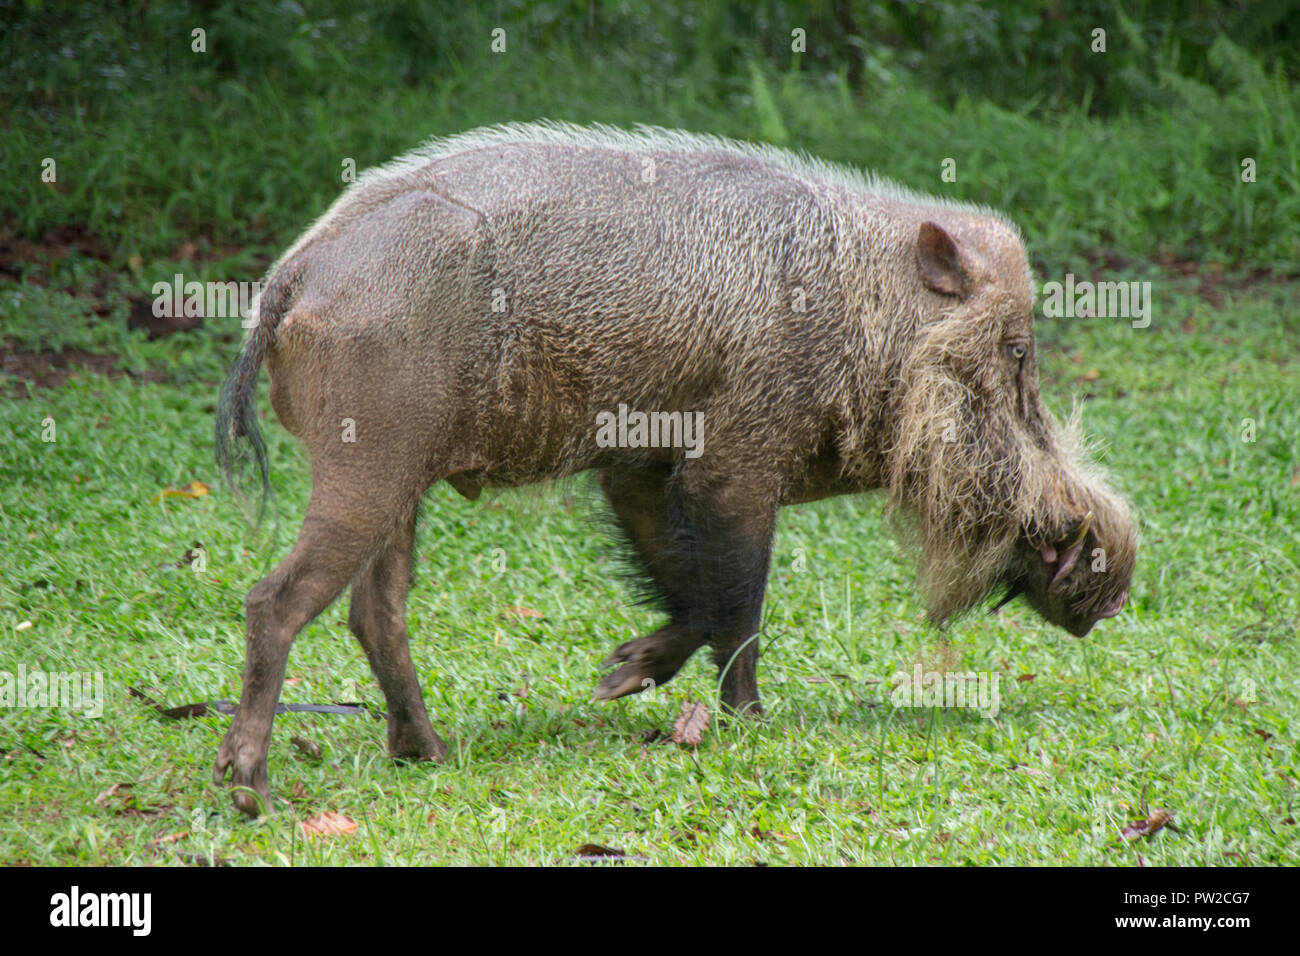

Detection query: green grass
xmin=1 ymin=259 xmax=1296 ymax=865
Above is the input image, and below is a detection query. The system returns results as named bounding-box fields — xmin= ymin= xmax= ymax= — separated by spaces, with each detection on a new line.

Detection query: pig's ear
xmin=916 ymin=221 xmax=969 ymax=298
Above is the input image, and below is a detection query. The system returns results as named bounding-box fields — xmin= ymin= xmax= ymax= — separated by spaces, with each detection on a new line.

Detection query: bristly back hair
xmin=268 ymin=120 xmax=1020 ymax=279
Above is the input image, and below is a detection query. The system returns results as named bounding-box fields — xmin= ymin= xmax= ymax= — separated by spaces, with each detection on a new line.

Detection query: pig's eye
xmin=1007 ymin=343 xmax=1027 ymax=361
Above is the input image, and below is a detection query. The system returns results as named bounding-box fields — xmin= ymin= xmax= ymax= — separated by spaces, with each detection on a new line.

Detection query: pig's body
xmin=214 ymin=123 xmax=1135 ymax=816
xmin=262 ymin=124 xmax=1008 ymax=492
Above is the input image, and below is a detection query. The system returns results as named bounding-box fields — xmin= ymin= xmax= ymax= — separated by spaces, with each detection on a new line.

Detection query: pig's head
xmin=884 ymin=218 xmax=1136 ymax=636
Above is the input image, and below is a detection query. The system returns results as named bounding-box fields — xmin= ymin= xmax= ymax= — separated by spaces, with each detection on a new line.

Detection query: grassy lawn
xmin=1 ymin=258 xmax=1296 ymax=865
xmin=3 ymin=0 xmax=1297 ymax=867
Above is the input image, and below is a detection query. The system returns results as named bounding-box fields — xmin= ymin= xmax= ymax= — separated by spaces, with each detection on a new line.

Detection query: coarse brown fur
xmin=214 ymin=122 xmax=1136 ymax=816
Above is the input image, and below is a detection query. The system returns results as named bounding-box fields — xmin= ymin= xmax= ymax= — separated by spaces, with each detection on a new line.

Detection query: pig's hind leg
xmin=214 ymin=475 xmax=421 ymax=817
xmin=347 ymin=505 xmax=448 ymax=763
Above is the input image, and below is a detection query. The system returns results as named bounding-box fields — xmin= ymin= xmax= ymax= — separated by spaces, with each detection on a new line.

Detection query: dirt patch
xmin=0 ymin=226 xmax=112 ymax=282
xmin=125 ymin=293 xmax=204 ymax=338
xmin=2 ymin=341 xmax=166 ymax=396
xmin=1037 ymin=249 xmax=1297 ymax=309
xmin=1 ymin=226 xmax=267 ymax=279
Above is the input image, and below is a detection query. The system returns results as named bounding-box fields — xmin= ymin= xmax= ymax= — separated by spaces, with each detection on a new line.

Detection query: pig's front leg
xmin=594 ymin=464 xmax=777 ymax=715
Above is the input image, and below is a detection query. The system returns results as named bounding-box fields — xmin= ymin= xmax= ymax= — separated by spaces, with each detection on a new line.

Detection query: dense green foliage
xmin=3 ymin=0 xmax=1298 ymax=270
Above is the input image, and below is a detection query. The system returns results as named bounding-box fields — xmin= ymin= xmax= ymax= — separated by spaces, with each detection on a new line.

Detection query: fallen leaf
xmin=94 ymin=782 xmax=132 ymax=805
xmin=150 ymin=480 xmax=210 ymax=503
xmin=162 ymin=542 xmax=206 ymax=569
xmin=1252 ymin=729 xmax=1273 ymax=741
xmin=574 ymin=843 xmax=624 ymax=859
xmin=291 ymin=736 xmax=322 ymax=760
xmin=300 ymin=811 xmax=357 ymax=839
xmin=1016 ymin=673 xmax=1036 ymax=683
xmin=1121 ymin=808 xmax=1174 ymax=841
xmin=670 ymin=701 xmax=709 ymax=746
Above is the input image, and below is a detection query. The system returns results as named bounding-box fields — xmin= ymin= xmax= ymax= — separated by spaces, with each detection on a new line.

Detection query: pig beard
xmin=882 ymin=332 xmax=1129 ymax=626
xmin=878 ymin=308 xmax=1095 ymax=625
xmin=884 ymin=363 xmax=1029 ymax=623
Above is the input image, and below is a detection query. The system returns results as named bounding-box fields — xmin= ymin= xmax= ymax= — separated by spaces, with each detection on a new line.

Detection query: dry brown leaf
xmin=670 ymin=701 xmax=709 ymax=746
xmin=1121 ymin=808 xmax=1174 ymax=841
xmin=291 ymin=735 xmax=322 ymax=759
xmin=300 ymin=811 xmax=358 ymax=839
xmin=574 ymin=843 xmax=624 ymax=859
xmin=1017 ymin=673 xmax=1036 ymax=683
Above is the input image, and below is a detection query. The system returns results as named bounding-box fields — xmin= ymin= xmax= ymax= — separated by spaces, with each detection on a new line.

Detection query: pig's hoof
xmin=594 ymin=662 xmax=656 ymax=701
xmin=388 ymin=724 xmax=449 ymax=763
xmin=213 ymin=736 xmax=273 ymax=818
xmin=593 ymin=633 xmax=693 ymax=701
